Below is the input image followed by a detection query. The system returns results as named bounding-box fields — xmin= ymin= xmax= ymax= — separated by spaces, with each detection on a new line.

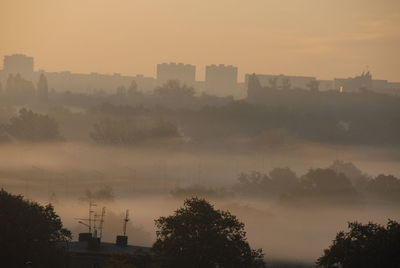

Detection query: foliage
xmin=317 ymin=219 xmax=400 ymax=267
xmin=0 ymin=108 xmax=61 ymax=142
xmin=90 ymin=117 xmax=180 ymax=145
xmin=307 ymin=80 xmax=320 ymax=92
xmin=0 ymin=189 xmax=71 ymax=268
xmin=281 ymin=77 xmax=291 ymax=90
xmin=329 ymin=160 xmax=369 ymax=188
xmin=366 ymin=174 xmax=400 ymax=202
xmin=300 ymin=168 xmax=355 ymax=195
xmin=153 ymin=197 xmax=265 ymax=268
xmin=5 ymin=74 xmax=36 ymax=99
xmin=154 ymin=80 xmax=195 ymax=98
xmin=234 ymin=166 xmax=364 ymax=206
xmin=234 ymin=168 xmax=300 ymax=197
xmin=37 ymin=73 xmax=49 ymax=100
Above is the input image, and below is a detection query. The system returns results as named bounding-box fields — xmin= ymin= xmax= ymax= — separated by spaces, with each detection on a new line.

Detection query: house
xmin=61 ymin=233 xmax=151 ymax=268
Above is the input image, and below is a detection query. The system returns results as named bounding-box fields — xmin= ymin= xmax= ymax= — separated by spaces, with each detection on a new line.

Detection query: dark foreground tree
xmin=0 ymin=189 xmax=71 ymax=268
xmin=317 ymin=219 xmax=400 ymax=268
xmin=153 ymin=197 xmax=265 ymax=268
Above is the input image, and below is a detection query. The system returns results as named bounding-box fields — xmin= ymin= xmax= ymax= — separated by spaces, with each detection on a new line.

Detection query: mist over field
xmin=1 ymin=141 xmax=399 ymax=264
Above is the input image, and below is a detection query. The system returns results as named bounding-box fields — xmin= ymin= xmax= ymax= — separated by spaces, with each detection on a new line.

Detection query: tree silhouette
xmin=268 ymin=77 xmax=278 ymax=90
xmin=154 ymin=80 xmax=195 ymax=98
xmin=367 ymin=174 xmax=400 ymax=201
xmin=37 ymin=73 xmax=49 ymax=100
xmin=127 ymin=80 xmax=138 ymax=97
xmin=0 ymin=189 xmax=71 ymax=267
xmin=153 ymin=197 xmax=265 ymax=268
xmin=317 ymin=219 xmax=400 ymax=267
xmin=90 ymin=117 xmax=179 ymax=145
xmin=2 ymin=108 xmax=61 ymax=142
xmin=281 ymin=77 xmax=291 ymax=90
xmin=307 ymin=80 xmax=320 ymax=92
xmin=301 ymin=168 xmax=355 ymax=195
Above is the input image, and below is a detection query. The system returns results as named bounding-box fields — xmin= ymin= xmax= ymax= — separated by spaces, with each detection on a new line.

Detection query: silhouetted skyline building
xmin=334 ymin=72 xmax=400 ymax=94
xmin=205 ymin=64 xmax=238 ymax=95
xmin=245 ymin=73 xmax=317 ymax=90
xmin=157 ymin=62 xmax=196 ymax=86
xmin=3 ymin=54 xmax=34 ymax=79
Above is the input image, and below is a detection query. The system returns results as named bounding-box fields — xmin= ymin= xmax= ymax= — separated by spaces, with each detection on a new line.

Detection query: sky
xmin=1 ymin=0 xmax=399 ymax=82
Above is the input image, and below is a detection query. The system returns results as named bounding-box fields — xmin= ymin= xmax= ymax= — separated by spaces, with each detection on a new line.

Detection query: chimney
xmin=116 ymin=235 xmax=128 ymax=247
xmin=78 ymin=232 xmax=92 ymax=242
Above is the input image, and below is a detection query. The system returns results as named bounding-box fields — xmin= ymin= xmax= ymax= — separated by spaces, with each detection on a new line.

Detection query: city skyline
xmin=1 ymin=53 xmax=399 ymax=97
xmin=0 ymin=53 xmax=398 ymax=84
xmin=1 ymin=0 xmax=399 ymax=82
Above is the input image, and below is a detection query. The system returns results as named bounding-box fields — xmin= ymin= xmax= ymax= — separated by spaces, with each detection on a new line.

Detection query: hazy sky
xmin=1 ymin=0 xmax=399 ymax=81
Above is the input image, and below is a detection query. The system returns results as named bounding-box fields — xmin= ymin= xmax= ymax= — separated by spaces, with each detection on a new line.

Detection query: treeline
xmin=2 ymin=79 xmax=400 ymax=146
xmin=65 ymin=96 xmax=400 ymax=146
xmin=173 ymin=161 xmax=400 ymax=206
xmin=0 ymin=78 xmax=233 ymax=109
xmin=0 ymin=108 xmax=61 ymax=142
xmin=0 ymin=106 xmax=182 ymax=145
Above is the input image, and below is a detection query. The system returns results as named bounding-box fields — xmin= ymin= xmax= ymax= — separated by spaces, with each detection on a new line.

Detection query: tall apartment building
xmin=3 ymin=54 xmax=34 ymax=79
xmin=205 ymin=64 xmax=238 ymax=96
xmin=156 ymin=62 xmax=196 ymax=86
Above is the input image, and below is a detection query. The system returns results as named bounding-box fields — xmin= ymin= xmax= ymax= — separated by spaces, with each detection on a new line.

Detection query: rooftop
xmin=63 ymin=241 xmax=151 ymax=255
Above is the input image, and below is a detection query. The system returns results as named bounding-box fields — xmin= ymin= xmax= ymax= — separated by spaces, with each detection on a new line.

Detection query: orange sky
xmin=1 ymin=0 xmax=399 ymax=81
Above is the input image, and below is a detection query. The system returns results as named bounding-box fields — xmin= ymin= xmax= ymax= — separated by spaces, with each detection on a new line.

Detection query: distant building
xmin=334 ymin=72 xmax=400 ymax=95
xmin=3 ymin=54 xmax=34 ymax=80
xmin=0 ymin=55 xmax=157 ymax=94
xmin=157 ymin=62 xmax=196 ymax=86
xmin=318 ymin=80 xmax=336 ymax=91
xmin=334 ymin=72 xmax=372 ymax=92
xmin=205 ymin=64 xmax=238 ymax=96
xmin=244 ymin=73 xmax=316 ymax=90
xmin=40 ymin=71 xmax=157 ymax=93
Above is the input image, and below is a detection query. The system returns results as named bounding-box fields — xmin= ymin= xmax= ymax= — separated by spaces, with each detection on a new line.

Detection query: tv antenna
xmin=123 ymin=210 xmax=129 ymax=236
xmin=93 ymin=212 xmax=99 ymax=238
xmin=75 ymin=200 xmax=97 ymax=234
xmin=98 ymin=207 xmax=106 ymax=239
xmin=89 ymin=201 xmax=97 ymax=234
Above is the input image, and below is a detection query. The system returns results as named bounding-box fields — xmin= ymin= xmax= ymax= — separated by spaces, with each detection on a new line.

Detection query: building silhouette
xmin=3 ymin=54 xmax=34 ymax=80
xmin=334 ymin=72 xmax=400 ymax=94
xmin=157 ymin=62 xmax=196 ymax=86
xmin=245 ymin=73 xmax=317 ymax=90
xmin=205 ymin=64 xmax=238 ymax=96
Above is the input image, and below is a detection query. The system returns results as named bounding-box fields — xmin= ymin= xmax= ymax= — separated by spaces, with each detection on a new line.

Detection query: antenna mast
xmin=98 ymin=207 xmax=106 ymax=239
xmin=93 ymin=212 xmax=99 ymax=238
xmin=123 ymin=210 xmax=129 ymax=236
xmin=88 ymin=200 xmax=97 ymax=234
